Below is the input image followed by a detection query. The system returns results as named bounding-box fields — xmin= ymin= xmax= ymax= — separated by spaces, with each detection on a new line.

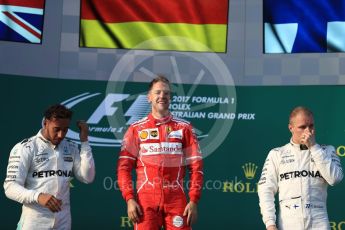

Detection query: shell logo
xmin=140 ymin=131 xmax=149 ymax=140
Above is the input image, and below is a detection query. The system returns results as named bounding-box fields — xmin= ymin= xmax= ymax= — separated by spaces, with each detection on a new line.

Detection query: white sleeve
xmin=258 ymin=150 xmax=279 ymax=228
xmin=3 ymin=142 xmax=40 ymax=204
xmin=310 ymin=144 xmax=343 ymax=186
xmin=73 ymin=141 xmax=95 ymax=184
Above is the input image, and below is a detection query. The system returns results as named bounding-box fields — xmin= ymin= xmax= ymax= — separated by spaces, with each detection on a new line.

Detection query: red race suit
xmin=117 ymin=113 xmax=203 ymax=230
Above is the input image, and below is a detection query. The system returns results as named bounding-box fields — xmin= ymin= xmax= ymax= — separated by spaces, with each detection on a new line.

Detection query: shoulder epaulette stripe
xmin=133 ymin=119 xmax=149 ymax=127
xmin=132 ymin=116 xmax=149 ymax=126
xmin=172 ymin=117 xmax=190 ymax=125
xmin=20 ymin=138 xmax=29 ymax=144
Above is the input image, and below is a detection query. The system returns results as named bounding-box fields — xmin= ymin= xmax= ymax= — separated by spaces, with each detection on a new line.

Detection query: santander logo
xmin=140 ymin=143 xmax=183 ymax=155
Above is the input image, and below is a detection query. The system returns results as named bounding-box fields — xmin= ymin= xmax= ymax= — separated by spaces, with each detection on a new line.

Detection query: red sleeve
xmin=184 ymin=124 xmax=204 ymax=203
xmin=117 ymin=125 xmax=139 ymax=202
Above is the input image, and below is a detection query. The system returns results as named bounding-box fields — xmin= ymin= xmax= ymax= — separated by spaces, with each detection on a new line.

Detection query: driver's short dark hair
xmin=148 ymin=75 xmax=170 ymax=91
xmin=44 ymin=104 xmax=73 ymax=120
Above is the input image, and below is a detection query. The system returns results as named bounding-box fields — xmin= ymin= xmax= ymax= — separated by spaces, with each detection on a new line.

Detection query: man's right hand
xmin=38 ymin=193 xmax=62 ymax=212
xmin=127 ymin=199 xmax=142 ymax=223
xmin=267 ymin=225 xmax=278 ymax=230
xmin=77 ymin=120 xmax=89 ymax=142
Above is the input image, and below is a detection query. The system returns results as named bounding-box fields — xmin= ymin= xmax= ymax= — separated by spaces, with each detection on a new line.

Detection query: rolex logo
xmin=222 ymin=163 xmax=259 ymax=193
xmin=242 ymin=162 xmax=258 ymax=179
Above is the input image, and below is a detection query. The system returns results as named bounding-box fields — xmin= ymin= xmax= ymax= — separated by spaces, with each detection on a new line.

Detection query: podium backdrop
xmin=1 ymin=75 xmax=344 ymax=229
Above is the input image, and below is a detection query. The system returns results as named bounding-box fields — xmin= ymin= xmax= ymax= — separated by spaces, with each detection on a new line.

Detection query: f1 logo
xmin=87 ymin=94 xmax=129 ymax=124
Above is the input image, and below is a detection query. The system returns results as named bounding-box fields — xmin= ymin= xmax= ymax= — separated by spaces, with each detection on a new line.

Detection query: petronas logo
xmin=242 ymin=162 xmax=258 ymax=179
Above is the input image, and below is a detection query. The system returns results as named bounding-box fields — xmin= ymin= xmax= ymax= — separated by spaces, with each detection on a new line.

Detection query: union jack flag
xmin=0 ymin=0 xmax=45 ymax=44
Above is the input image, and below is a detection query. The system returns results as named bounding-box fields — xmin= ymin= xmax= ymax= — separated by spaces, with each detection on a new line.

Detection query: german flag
xmin=80 ymin=0 xmax=229 ymax=52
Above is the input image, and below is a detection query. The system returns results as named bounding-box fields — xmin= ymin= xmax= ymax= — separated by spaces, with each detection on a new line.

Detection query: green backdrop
xmin=0 ymin=75 xmax=344 ymax=229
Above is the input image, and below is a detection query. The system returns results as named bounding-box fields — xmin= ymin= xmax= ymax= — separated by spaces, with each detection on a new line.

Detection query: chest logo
xmin=139 ymin=128 xmax=159 ymax=140
xmin=139 ymin=130 xmax=149 ymax=140
xmin=150 ymin=130 xmax=158 ymax=138
xmin=166 ymin=126 xmax=172 ymax=134
xmin=167 ymin=129 xmax=183 ymax=139
xmin=64 ymin=156 xmax=73 ymax=162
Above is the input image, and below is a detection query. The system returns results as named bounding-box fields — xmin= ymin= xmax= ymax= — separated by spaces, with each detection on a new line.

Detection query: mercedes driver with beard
xmin=4 ymin=104 xmax=95 ymax=230
xmin=258 ymin=106 xmax=343 ymax=230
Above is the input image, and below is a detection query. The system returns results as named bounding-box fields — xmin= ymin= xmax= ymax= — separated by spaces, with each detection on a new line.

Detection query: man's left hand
xmin=77 ymin=120 xmax=89 ymax=142
xmin=183 ymin=201 xmax=198 ymax=226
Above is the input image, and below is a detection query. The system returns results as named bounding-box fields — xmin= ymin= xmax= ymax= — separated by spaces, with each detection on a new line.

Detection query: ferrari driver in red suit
xmin=117 ymin=75 xmax=203 ymax=230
